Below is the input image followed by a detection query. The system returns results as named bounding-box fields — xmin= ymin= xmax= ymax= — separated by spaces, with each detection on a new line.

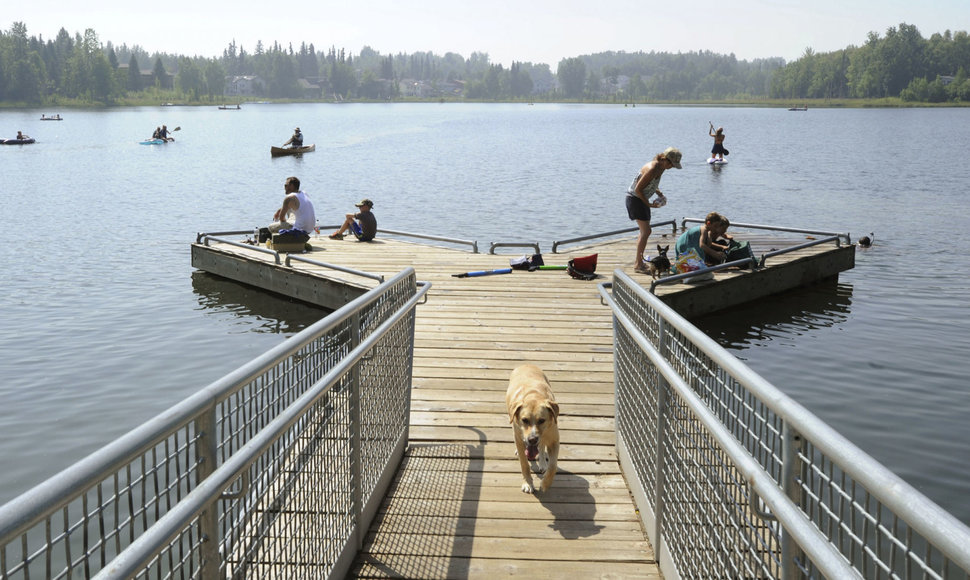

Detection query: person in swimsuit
xmin=709 ymin=123 xmax=728 ymax=161
xmin=626 ymin=147 xmax=682 ymax=274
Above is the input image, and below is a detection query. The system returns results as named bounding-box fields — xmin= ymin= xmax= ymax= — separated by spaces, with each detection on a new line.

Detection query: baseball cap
xmin=355 ymin=198 xmax=374 ymax=208
xmin=663 ymin=147 xmax=683 ymax=169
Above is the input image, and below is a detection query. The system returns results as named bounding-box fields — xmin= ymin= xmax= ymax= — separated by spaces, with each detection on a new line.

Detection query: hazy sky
xmin=6 ymin=0 xmax=968 ymax=67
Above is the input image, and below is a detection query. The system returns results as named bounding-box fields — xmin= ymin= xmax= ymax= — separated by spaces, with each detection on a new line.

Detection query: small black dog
xmin=858 ymin=232 xmax=874 ymax=248
xmin=648 ymin=245 xmax=671 ymax=279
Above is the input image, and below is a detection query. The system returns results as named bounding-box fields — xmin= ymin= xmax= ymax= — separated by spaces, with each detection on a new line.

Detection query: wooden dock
xmin=191 ymin=228 xmax=853 ymax=579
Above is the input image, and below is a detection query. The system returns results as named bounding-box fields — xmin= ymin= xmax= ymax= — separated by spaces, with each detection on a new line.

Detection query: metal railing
xmin=0 ymin=269 xmax=430 ymax=580
xmin=552 ymin=219 xmax=678 ymax=253
xmin=680 ymin=217 xmax=851 ymax=245
xmin=373 ymin=228 xmax=479 ymax=253
xmin=648 ymin=220 xmax=849 ymax=293
xmin=487 ymin=241 xmax=541 ymax=255
xmin=197 ymin=232 xmax=383 ymax=281
xmin=600 ymin=271 xmax=970 ymax=580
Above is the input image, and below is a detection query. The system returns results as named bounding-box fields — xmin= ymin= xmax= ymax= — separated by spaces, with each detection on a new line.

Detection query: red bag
xmin=567 ymin=254 xmax=598 ymax=280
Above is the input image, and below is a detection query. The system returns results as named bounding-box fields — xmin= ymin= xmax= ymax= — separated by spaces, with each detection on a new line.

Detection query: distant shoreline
xmin=3 ymin=97 xmax=968 ymax=109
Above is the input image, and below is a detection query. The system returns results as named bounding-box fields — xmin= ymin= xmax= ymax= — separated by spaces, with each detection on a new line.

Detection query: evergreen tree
xmin=127 ymin=54 xmax=142 ymax=91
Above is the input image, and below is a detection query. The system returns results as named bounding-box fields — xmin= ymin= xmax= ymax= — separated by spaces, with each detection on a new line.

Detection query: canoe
xmin=140 ymin=138 xmax=167 ymax=145
xmin=40 ymin=116 xmax=63 ymax=121
xmin=1 ymin=138 xmax=36 ymax=145
xmin=271 ymin=144 xmax=315 ymax=157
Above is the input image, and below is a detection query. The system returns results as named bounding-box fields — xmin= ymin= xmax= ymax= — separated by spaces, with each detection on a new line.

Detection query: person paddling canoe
xmin=283 ymin=127 xmax=303 ymax=148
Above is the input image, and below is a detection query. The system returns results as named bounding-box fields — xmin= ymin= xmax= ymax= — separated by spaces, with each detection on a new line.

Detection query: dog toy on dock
xmin=452 ymin=268 xmax=513 ymax=278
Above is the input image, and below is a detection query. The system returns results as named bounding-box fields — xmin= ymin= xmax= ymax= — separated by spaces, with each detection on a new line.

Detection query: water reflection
xmin=191 ymin=271 xmax=329 ymax=335
xmin=692 ymin=280 xmax=853 ymax=351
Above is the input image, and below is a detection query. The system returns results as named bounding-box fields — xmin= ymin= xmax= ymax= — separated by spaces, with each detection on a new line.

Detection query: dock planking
xmin=193 ymin=228 xmax=852 ymax=579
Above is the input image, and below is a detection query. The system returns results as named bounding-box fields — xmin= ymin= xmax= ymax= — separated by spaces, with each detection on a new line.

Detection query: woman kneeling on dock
xmin=676 ymin=211 xmax=733 ymax=266
xmin=626 ymin=147 xmax=682 ymax=274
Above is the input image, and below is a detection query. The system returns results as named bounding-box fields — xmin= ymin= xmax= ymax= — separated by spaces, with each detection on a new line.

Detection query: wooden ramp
xmin=342 ymin=238 xmax=655 ymax=579
xmin=192 ymin=228 xmax=853 ymax=579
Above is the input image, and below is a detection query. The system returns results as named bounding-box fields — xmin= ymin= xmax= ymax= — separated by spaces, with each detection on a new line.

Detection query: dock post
xmin=195 ymin=408 xmax=221 ymax=580
xmin=781 ymin=424 xmax=807 ymax=579
xmin=350 ymin=311 xmax=364 ymax=551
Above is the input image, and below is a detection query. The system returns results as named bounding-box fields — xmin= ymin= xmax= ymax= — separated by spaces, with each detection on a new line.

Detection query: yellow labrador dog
xmin=506 ymin=364 xmax=560 ymax=493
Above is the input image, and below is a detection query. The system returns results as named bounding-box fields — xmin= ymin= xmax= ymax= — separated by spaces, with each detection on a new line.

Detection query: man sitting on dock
xmin=329 ymin=198 xmax=377 ymax=241
xmin=259 ymin=176 xmax=316 ymax=243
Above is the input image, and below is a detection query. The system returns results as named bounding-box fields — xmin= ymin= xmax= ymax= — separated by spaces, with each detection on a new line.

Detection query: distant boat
xmin=1 ymin=136 xmax=36 ymax=145
xmin=788 ymin=106 xmax=808 ymax=111
xmin=218 ymin=104 xmax=241 ymax=110
xmin=40 ymin=114 xmax=63 ymax=121
xmin=271 ymin=144 xmax=315 ymax=157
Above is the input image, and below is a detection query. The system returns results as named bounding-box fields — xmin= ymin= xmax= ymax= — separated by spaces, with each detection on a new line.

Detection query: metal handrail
xmin=375 ymin=228 xmax=479 ymax=253
xmin=680 ymin=217 xmax=851 ymax=245
xmin=648 ymin=256 xmax=759 ymax=292
xmin=285 ymin=253 xmax=385 ymax=282
xmin=552 ymin=219 xmax=678 ymax=253
xmin=92 ymin=276 xmax=432 ymax=579
xmin=0 ymin=269 xmax=423 ymax=546
xmin=199 ymin=233 xmax=281 ymax=264
xmin=601 ymin=272 xmax=970 ymax=576
xmin=758 ymin=235 xmax=842 ymax=268
xmin=488 ymin=241 xmax=541 ymax=255
xmin=598 ymin=277 xmax=859 ymax=579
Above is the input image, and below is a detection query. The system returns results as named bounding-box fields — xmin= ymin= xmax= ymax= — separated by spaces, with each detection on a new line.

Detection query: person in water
xmin=676 ymin=211 xmax=734 ymax=266
xmin=626 ymin=147 xmax=682 ymax=274
xmin=267 ymin=176 xmax=316 ymax=235
xmin=283 ymin=127 xmax=303 ymax=148
xmin=709 ymin=123 xmax=728 ymax=161
xmin=329 ymin=198 xmax=377 ymax=241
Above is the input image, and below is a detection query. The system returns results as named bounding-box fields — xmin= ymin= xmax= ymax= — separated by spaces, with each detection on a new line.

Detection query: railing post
xmin=195 ymin=409 xmax=221 ymax=580
xmin=653 ymin=317 xmax=669 ymax=553
xmin=781 ymin=423 xmax=806 ymax=580
xmin=350 ymin=311 xmax=364 ymax=550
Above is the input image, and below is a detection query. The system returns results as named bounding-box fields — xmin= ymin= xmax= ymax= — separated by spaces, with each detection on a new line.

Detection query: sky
xmin=6 ymin=0 xmax=968 ymax=67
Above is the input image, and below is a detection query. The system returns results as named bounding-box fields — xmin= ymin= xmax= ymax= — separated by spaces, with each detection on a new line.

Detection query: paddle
xmin=451 ymin=268 xmax=513 ymax=278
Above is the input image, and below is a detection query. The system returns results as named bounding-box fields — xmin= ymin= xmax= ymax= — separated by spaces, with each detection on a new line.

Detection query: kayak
xmin=140 ymin=138 xmax=167 ymax=145
xmin=1 ymin=137 xmax=35 ymax=145
xmin=271 ymin=144 xmax=315 ymax=157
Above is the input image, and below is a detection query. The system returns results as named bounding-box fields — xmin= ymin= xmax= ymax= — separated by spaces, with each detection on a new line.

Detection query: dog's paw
xmin=521 ymin=481 xmax=535 ymax=494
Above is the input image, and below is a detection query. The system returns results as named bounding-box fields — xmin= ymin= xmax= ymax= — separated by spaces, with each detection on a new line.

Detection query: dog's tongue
xmin=526 ymin=442 xmax=539 ymax=461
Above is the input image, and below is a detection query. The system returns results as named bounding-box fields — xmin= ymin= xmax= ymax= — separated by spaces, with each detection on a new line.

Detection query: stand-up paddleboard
xmin=707 ymin=157 xmax=728 ymax=166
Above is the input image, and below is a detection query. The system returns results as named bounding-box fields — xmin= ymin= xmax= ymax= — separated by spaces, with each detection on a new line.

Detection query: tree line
xmin=1 ymin=21 xmax=967 ymax=105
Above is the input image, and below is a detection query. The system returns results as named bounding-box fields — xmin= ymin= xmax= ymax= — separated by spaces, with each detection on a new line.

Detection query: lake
xmin=1 ymin=103 xmax=968 ymax=525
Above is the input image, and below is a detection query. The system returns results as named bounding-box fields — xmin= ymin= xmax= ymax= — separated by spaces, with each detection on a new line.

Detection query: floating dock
xmin=192 ymin=226 xmax=855 ymax=318
xmin=190 ymin=226 xmax=853 ymax=577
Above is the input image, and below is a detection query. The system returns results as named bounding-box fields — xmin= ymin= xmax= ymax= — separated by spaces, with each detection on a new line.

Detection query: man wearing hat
xmin=329 ymin=198 xmax=377 ymax=241
xmin=283 ymin=127 xmax=303 ymax=148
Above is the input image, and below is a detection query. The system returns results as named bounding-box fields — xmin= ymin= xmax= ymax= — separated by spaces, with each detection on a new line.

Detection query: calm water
xmin=2 ymin=104 xmax=969 ymax=524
